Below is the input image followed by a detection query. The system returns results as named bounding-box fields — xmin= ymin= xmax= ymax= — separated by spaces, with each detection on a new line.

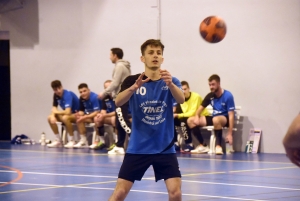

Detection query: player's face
xmin=209 ymin=80 xmax=220 ymax=93
xmin=109 ymin=52 xmax=117 ymax=64
xmin=181 ymin=85 xmax=190 ymax=98
xmin=141 ymin=45 xmax=164 ymax=69
xmin=79 ymin=87 xmax=90 ymax=100
xmin=53 ymin=87 xmax=63 ymax=97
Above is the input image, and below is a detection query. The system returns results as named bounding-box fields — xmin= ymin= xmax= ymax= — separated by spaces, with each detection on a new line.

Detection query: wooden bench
xmin=202 ymin=106 xmax=242 ymax=154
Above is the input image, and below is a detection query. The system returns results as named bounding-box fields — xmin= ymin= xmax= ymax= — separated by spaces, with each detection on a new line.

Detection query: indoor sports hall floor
xmin=0 ymin=142 xmax=299 ymax=201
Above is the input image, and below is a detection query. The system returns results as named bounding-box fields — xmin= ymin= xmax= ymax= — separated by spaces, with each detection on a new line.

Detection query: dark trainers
xmin=183 ymin=144 xmax=194 ymax=152
xmin=94 ymin=142 xmax=106 ymax=150
xmin=174 ymin=144 xmax=180 ymax=152
xmin=107 ymin=143 xmax=116 ymax=151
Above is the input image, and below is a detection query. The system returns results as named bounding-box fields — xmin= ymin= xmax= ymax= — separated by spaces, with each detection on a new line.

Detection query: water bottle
xmin=41 ymin=132 xmax=46 ymax=145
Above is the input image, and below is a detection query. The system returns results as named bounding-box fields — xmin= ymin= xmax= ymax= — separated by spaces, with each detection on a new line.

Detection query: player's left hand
xmin=160 ymin=69 xmax=172 ymax=86
xmin=226 ymin=132 xmax=233 ymax=145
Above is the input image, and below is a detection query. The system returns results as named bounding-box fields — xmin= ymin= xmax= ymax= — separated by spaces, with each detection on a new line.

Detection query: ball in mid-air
xmin=199 ymin=16 xmax=227 ymax=43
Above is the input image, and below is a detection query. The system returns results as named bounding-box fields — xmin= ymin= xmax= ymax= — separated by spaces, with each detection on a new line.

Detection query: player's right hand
xmin=131 ymin=72 xmax=150 ymax=90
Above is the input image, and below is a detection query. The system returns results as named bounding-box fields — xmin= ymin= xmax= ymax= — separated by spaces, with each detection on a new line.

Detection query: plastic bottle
xmin=41 ymin=132 xmax=46 ymax=145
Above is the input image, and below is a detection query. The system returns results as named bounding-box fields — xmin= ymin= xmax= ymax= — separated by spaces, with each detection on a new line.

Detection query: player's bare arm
xmin=115 ymin=72 xmax=150 ymax=107
xmin=160 ymin=69 xmax=184 ymax=104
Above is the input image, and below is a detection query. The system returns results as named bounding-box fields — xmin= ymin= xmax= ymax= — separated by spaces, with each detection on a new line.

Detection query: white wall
xmin=1 ymin=0 xmax=300 ymax=153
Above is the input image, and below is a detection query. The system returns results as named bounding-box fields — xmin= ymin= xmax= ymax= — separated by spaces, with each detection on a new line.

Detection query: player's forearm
xmin=168 ymin=83 xmax=184 ymax=104
xmin=228 ymin=114 xmax=234 ymax=132
xmin=195 ymin=106 xmax=204 ymax=117
xmin=115 ymin=86 xmax=135 ymax=107
xmin=106 ymin=112 xmax=116 ymax=117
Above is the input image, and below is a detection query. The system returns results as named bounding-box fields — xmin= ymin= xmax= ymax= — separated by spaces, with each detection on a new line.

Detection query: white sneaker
xmin=108 ymin=146 xmax=125 ymax=155
xmin=89 ymin=141 xmax=98 ymax=149
xmin=47 ymin=140 xmax=62 ymax=148
xmin=215 ymin=146 xmax=224 ymax=155
xmin=191 ymin=145 xmax=209 ymax=154
xmin=64 ymin=141 xmax=75 ymax=148
xmin=73 ymin=140 xmax=88 ymax=148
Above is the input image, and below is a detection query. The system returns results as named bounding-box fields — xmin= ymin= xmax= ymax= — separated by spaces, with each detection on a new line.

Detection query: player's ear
xmin=140 ymin=56 xmax=145 ymax=63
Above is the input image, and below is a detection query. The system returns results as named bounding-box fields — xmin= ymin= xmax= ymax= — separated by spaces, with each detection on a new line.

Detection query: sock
xmin=113 ymin=133 xmax=117 ymax=142
xmin=55 ymin=134 xmax=61 ymax=140
xmin=69 ymin=136 xmax=74 ymax=141
xmin=99 ymin=136 xmax=105 ymax=143
xmin=174 ymin=142 xmax=179 ymax=146
xmin=188 ymin=143 xmax=193 ymax=147
xmin=192 ymin=127 xmax=204 ymax=145
xmin=214 ymin=129 xmax=222 ymax=146
xmin=80 ymin=134 xmax=86 ymax=142
xmin=98 ymin=126 xmax=105 ymax=136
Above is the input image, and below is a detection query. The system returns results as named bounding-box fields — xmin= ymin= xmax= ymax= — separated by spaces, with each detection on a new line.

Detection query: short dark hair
xmin=181 ymin=81 xmax=189 ymax=88
xmin=141 ymin=39 xmax=164 ymax=55
xmin=208 ymin=74 xmax=221 ymax=83
xmin=111 ymin=48 xmax=123 ymax=59
xmin=78 ymin=83 xmax=88 ymax=89
xmin=51 ymin=80 xmax=62 ymax=89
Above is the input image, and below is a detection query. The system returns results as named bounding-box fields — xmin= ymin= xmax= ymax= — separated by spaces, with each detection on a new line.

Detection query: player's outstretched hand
xmin=160 ymin=69 xmax=172 ymax=86
xmin=132 ymin=72 xmax=150 ymax=90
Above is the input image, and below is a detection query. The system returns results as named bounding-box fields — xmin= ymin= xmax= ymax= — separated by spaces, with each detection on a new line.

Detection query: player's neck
xmin=144 ymin=67 xmax=161 ymax=80
xmin=215 ymin=88 xmax=223 ymax=97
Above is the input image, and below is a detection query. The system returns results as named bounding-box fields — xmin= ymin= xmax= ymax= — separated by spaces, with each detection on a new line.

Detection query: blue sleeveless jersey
xmin=120 ymin=74 xmax=182 ymax=154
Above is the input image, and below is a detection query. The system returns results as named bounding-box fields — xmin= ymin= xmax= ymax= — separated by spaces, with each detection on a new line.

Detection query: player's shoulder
xmin=223 ymin=89 xmax=234 ymax=98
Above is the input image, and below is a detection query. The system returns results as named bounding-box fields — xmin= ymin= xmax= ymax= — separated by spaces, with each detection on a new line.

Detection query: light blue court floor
xmin=0 ymin=142 xmax=299 ymax=201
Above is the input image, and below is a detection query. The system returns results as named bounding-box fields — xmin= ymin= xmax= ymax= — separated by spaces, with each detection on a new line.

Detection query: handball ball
xmin=199 ymin=16 xmax=227 ymax=43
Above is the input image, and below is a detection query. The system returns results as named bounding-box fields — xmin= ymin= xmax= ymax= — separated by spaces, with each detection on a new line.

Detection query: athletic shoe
xmin=215 ymin=146 xmax=224 ymax=155
xmin=94 ymin=142 xmax=106 ymax=150
xmin=47 ymin=140 xmax=62 ymax=148
xmin=183 ymin=144 xmax=194 ymax=152
xmin=107 ymin=143 xmax=116 ymax=151
xmin=108 ymin=146 xmax=125 ymax=155
xmin=89 ymin=141 xmax=98 ymax=149
xmin=190 ymin=145 xmax=209 ymax=154
xmin=64 ymin=141 xmax=75 ymax=148
xmin=73 ymin=139 xmax=88 ymax=148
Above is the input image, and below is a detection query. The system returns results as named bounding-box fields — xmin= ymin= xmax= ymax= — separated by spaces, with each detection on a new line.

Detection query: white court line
xmin=181 ymin=180 xmax=300 ymax=191
xmin=0 ymin=182 xmax=267 ymax=200
xmin=0 ymin=148 xmax=292 ymax=165
xmin=1 ymin=169 xmax=300 ymax=192
xmin=0 ymin=170 xmax=118 ymax=179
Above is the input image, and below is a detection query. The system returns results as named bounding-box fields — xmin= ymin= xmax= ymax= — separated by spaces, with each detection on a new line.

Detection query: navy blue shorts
xmin=118 ymin=153 xmax=181 ymax=182
xmin=206 ymin=115 xmax=229 ymax=127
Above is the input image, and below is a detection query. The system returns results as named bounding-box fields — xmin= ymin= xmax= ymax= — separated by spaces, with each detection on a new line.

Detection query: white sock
xmin=80 ymin=134 xmax=86 ymax=141
xmin=55 ymin=134 xmax=61 ymax=140
xmin=113 ymin=133 xmax=118 ymax=143
xmin=189 ymin=143 xmax=193 ymax=147
xmin=99 ymin=136 xmax=105 ymax=143
xmin=174 ymin=142 xmax=179 ymax=146
xmin=69 ymin=136 xmax=74 ymax=141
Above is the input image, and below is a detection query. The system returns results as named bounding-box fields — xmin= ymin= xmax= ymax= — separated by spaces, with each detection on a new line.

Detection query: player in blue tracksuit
xmin=47 ymin=80 xmax=79 ymax=148
xmin=187 ymin=74 xmax=235 ymax=155
xmin=108 ymin=39 xmax=184 ymax=201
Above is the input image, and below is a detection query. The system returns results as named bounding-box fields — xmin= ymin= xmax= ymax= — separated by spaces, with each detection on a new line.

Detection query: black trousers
xmin=115 ymin=102 xmax=132 ymax=148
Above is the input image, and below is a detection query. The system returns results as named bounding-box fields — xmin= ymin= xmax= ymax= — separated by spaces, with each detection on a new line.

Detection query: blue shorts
xmin=118 ymin=153 xmax=181 ymax=182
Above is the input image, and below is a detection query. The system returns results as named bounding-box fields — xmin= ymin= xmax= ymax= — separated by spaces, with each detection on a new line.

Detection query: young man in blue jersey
xmin=90 ymin=80 xmax=116 ymax=150
xmin=47 ymin=80 xmax=79 ymax=148
xmin=68 ymin=83 xmax=102 ymax=148
xmin=109 ymin=39 xmax=184 ymax=201
xmin=187 ymin=74 xmax=235 ymax=155
xmin=97 ymin=48 xmax=132 ymax=154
